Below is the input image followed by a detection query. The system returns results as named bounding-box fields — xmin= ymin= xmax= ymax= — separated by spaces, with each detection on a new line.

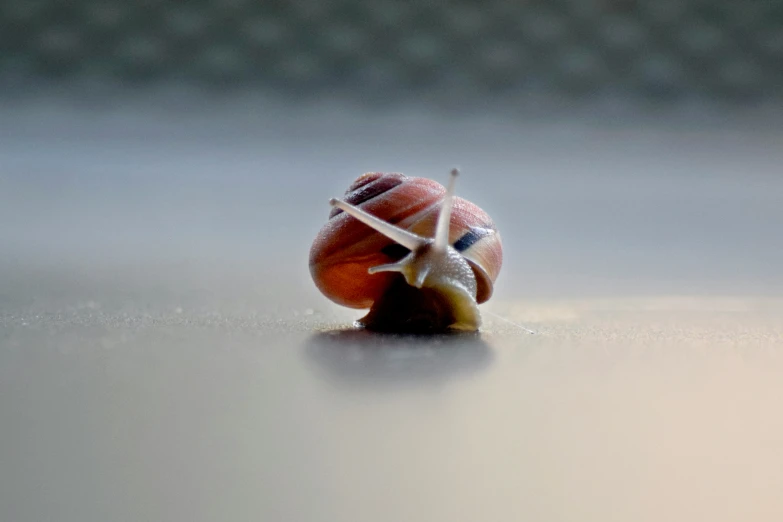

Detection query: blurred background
xmin=2 ymin=0 xmax=783 ymax=105
xmin=2 ymin=0 xmax=782 ymax=304
xmin=2 ymin=0 xmax=783 ymax=303
xmin=3 ymin=4 xmax=783 ymax=522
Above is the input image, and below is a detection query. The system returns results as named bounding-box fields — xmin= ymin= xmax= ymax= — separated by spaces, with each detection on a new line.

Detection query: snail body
xmin=309 ymin=169 xmax=502 ymax=332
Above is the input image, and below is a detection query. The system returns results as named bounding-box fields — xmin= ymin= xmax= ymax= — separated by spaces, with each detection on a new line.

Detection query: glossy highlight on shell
xmin=309 ymin=170 xmax=503 ymax=332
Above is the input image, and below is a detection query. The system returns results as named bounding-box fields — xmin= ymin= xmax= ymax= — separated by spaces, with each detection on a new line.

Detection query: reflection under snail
xmin=303 ymin=329 xmax=493 ymax=388
xmin=309 ymin=168 xmax=502 ymax=333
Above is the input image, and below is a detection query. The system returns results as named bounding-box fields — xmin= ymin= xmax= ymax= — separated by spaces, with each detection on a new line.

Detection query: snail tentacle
xmin=434 ymin=168 xmax=459 ymax=252
xmin=413 ymin=263 xmax=430 ymax=288
xmin=328 ymin=198 xmax=426 ymax=251
xmin=368 ymin=262 xmax=404 ymax=275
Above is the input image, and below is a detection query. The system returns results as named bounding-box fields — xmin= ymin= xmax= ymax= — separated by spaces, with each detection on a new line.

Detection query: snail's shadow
xmin=303 ymin=327 xmax=493 ymax=389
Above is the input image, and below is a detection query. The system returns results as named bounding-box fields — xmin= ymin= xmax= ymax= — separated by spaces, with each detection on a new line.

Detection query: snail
xmin=309 ymin=168 xmax=502 ymax=333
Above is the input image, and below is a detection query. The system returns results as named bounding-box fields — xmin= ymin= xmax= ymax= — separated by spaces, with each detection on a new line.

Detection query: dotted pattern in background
xmin=1 ymin=0 xmax=782 ymax=104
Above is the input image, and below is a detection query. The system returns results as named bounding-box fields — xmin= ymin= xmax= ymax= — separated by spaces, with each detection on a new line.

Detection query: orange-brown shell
xmin=309 ymin=172 xmax=503 ymax=309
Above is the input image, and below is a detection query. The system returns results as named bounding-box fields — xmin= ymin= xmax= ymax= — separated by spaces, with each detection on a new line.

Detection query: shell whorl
xmin=309 ymin=172 xmax=502 ymax=309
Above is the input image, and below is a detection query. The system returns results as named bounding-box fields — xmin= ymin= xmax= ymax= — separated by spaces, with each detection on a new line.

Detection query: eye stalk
xmin=328 ymin=168 xmax=460 ymax=251
xmin=328 ymin=197 xmax=427 ymax=252
xmin=434 ymin=168 xmax=459 ymax=252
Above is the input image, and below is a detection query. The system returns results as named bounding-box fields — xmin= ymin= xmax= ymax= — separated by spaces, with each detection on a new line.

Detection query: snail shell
xmin=309 ymin=171 xmax=503 ymax=332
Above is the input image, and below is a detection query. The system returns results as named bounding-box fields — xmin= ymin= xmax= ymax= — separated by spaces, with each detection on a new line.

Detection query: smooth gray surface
xmin=2 ymin=96 xmax=783 ymax=521
xmin=2 ymin=298 xmax=782 ymax=522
